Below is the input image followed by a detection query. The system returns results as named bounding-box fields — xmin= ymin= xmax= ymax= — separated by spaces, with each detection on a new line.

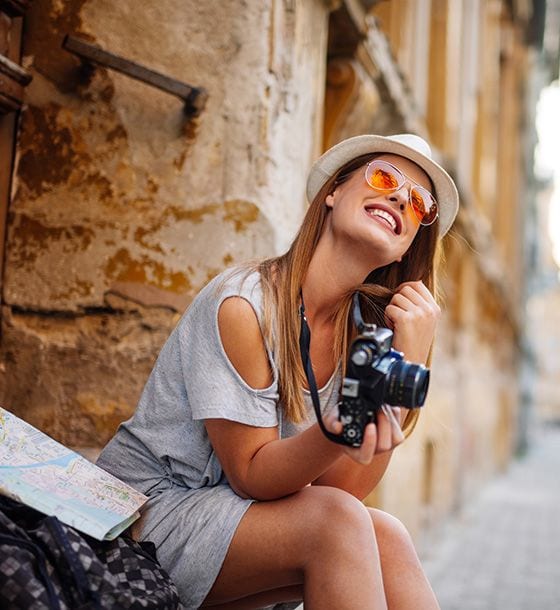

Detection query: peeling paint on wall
xmin=8 ymin=213 xmax=95 ymax=265
xmin=17 ymin=105 xmax=82 ymax=197
xmin=104 ymin=248 xmax=192 ymax=293
xmin=224 ymin=200 xmax=260 ymax=232
xmin=13 ymin=96 xmax=129 ymax=206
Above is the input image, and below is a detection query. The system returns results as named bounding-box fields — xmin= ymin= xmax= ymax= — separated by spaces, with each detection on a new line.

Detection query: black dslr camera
xmin=338 ymin=295 xmax=430 ymax=447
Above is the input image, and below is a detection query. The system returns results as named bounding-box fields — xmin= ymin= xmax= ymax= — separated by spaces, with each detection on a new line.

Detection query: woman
xmin=97 ymin=133 xmax=459 ymax=609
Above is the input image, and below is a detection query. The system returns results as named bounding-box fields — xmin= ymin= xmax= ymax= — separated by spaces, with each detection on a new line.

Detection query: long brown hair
xmin=256 ymin=153 xmax=441 ymax=436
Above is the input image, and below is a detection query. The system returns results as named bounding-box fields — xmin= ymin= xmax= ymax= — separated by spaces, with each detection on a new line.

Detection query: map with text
xmin=0 ymin=407 xmax=147 ymax=540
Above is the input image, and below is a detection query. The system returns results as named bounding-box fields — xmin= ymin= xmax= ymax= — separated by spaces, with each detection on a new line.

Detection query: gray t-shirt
xmin=97 ymin=267 xmax=340 ymax=609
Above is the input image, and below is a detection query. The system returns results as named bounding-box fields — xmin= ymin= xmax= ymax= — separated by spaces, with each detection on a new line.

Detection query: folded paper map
xmin=0 ymin=406 xmax=147 ymax=541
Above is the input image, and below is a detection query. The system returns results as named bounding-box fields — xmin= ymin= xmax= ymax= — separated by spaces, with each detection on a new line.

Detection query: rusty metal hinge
xmin=62 ymin=35 xmax=208 ymax=117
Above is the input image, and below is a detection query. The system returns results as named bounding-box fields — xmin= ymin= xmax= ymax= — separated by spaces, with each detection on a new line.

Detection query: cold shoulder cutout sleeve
xmin=178 ymin=270 xmax=280 ymax=427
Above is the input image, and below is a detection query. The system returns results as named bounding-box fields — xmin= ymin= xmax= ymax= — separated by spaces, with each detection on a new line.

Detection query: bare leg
xmin=368 ymin=508 xmax=440 ymax=610
xmin=201 ymin=486 xmax=387 ymax=610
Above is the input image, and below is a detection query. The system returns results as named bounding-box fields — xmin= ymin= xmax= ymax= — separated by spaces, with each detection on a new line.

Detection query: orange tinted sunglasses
xmin=364 ymin=160 xmax=438 ymax=226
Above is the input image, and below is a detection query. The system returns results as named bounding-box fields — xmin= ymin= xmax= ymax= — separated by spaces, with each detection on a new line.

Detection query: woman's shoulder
xmin=180 ymin=264 xmax=277 ymax=379
xmin=198 ymin=264 xmax=263 ymax=305
xmin=182 ymin=264 xmax=265 ymax=325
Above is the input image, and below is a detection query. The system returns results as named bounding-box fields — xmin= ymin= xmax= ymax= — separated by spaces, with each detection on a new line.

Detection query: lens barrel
xmin=385 ymin=361 xmax=430 ymax=408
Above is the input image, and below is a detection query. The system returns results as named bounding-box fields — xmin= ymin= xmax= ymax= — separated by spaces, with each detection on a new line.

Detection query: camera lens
xmin=385 ymin=361 xmax=430 ymax=408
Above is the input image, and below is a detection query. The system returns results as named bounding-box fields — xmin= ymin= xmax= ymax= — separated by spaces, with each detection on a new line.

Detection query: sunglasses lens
xmin=365 ymin=161 xmax=438 ymax=226
xmin=411 ymin=187 xmax=438 ymax=225
xmin=366 ymin=162 xmax=402 ymax=191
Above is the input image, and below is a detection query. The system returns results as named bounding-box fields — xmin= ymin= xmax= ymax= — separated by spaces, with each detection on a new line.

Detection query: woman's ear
xmin=325 ymin=192 xmax=335 ymax=208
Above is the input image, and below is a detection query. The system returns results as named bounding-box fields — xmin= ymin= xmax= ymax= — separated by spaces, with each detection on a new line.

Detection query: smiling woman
xmin=96 ymin=133 xmax=459 ymax=609
xmin=323 ymin=152 xmax=430 ymax=271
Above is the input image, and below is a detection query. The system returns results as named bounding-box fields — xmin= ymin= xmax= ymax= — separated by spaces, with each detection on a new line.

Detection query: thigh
xmin=202 ymin=485 xmax=372 ymax=607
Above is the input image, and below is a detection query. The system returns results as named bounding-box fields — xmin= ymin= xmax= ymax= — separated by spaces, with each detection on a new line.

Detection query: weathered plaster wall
xmin=0 ymin=0 xmax=329 ymax=444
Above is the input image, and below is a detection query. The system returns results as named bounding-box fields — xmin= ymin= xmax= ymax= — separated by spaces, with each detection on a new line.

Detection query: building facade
xmin=0 ymin=0 xmax=551 ymax=541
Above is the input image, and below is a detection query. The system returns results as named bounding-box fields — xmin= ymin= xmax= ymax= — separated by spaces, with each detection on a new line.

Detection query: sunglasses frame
xmin=364 ymin=160 xmax=439 ymax=226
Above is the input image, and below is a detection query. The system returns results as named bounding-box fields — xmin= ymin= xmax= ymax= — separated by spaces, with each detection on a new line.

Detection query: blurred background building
xmin=1 ymin=0 xmax=559 ymax=547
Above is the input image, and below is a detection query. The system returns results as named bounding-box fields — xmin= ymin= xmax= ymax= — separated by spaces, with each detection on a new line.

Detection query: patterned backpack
xmin=0 ymin=495 xmax=184 ymax=609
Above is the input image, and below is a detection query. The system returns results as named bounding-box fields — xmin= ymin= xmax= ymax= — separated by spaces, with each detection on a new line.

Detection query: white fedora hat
xmin=306 ymin=133 xmax=459 ymax=237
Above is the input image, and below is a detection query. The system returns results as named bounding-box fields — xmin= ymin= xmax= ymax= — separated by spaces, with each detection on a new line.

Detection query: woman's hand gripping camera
xmin=324 ymin=280 xmax=440 ymax=465
xmin=324 ymin=404 xmax=405 ymax=465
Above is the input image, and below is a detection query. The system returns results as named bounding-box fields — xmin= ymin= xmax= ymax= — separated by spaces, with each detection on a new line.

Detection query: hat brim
xmin=306 ymin=135 xmax=459 ymax=237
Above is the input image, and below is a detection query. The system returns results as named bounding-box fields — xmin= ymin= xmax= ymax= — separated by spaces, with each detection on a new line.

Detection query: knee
xmin=368 ymin=509 xmax=419 ymax=564
xmin=298 ymin=486 xmax=374 ymax=547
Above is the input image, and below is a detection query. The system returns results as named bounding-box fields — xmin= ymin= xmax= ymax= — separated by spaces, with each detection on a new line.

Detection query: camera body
xmin=338 ymin=324 xmax=430 ymax=447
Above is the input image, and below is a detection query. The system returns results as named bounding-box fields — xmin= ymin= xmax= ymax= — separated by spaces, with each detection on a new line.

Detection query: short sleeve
xmin=178 ymin=272 xmax=279 ymax=428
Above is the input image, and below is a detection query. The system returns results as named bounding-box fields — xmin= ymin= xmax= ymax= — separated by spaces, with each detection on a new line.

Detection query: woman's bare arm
xmin=205 ymin=296 xmax=345 ymax=501
xmin=312 ymin=450 xmax=393 ymax=500
xmin=205 ymin=417 xmax=344 ymax=500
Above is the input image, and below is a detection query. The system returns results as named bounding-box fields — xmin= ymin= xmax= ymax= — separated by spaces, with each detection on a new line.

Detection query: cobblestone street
xmin=422 ymin=425 xmax=560 ymax=610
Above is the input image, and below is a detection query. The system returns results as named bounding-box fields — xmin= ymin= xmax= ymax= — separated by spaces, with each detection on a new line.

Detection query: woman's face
xmin=325 ymin=153 xmax=433 ymax=268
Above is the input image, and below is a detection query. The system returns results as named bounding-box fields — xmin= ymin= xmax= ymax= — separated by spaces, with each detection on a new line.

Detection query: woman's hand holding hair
xmin=384 ymin=280 xmax=441 ymax=365
xmin=323 ymin=406 xmax=405 ymax=465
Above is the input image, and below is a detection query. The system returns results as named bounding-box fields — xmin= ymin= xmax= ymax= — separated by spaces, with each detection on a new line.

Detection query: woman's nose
xmin=385 ymin=185 xmax=409 ymax=209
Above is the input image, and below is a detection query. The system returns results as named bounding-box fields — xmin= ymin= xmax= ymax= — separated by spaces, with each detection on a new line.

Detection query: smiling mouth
xmin=364 ymin=206 xmax=401 ymax=235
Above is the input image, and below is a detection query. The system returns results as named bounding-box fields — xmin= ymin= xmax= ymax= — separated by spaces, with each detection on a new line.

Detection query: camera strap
xmin=299 ymin=293 xmax=347 ymax=445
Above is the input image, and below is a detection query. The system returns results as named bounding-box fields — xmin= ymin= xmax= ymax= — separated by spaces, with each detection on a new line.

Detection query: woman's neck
xmin=301 ymin=233 xmax=379 ymax=325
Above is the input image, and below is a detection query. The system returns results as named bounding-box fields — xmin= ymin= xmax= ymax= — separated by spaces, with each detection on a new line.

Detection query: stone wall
xmin=0 ymin=0 xmax=329 ymax=445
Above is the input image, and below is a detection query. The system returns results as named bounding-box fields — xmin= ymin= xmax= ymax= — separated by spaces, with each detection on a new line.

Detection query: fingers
xmin=396 ymin=280 xmax=434 ymax=301
xmin=326 ymin=407 xmax=404 ymax=464
xmin=385 ymin=284 xmax=430 ymax=324
xmin=385 ymin=296 xmax=440 ymax=336
xmin=392 ymin=288 xmax=424 ymax=309
xmin=394 ymin=282 xmax=441 ymax=315
xmin=375 ymin=406 xmax=404 ymax=453
xmin=375 ymin=410 xmax=393 ymax=452
xmin=380 ymin=405 xmax=405 ymax=446
xmin=387 ymin=293 xmax=418 ymax=313
xmin=353 ymin=409 xmax=404 ymax=462
xmin=351 ymin=423 xmax=378 ymax=464
xmin=325 ymin=410 xmax=376 ymax=463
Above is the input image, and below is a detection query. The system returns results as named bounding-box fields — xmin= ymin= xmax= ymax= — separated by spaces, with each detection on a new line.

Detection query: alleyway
xmin=422 ymin=424 xmax=560 ymax=610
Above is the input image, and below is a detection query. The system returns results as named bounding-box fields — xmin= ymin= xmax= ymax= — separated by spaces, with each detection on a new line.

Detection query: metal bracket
xmin=62 ymin=35 xmax=208 ymax=117
xmin=0 ymin=52 xmax=32 ymax=113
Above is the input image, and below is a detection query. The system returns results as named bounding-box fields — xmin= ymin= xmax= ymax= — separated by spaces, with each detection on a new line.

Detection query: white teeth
xmin=367 ymin=208 xmax=397 ymax=232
